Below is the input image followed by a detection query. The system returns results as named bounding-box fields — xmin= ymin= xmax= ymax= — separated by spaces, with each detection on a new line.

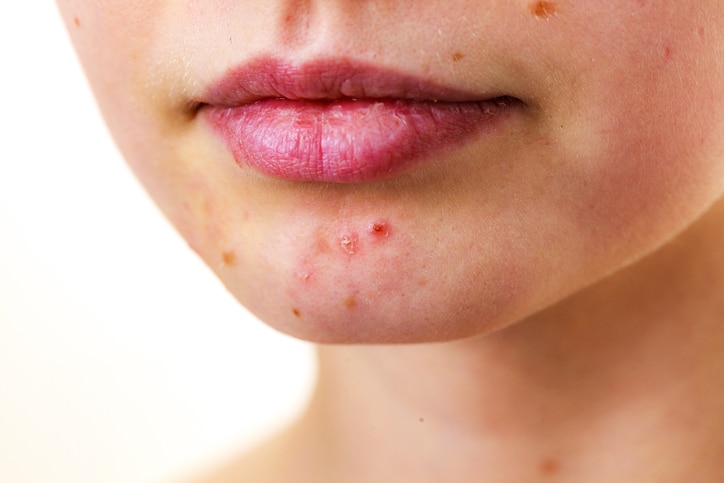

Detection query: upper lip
xmin=197 ymin=57 xmax=507 ymax=107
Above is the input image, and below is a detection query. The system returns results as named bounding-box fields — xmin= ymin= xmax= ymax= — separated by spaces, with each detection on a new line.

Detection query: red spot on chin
xmin=339 ymin=233 xmax=359 ymax=254
xmin=292 ymin=308 xmax=302 ymax=317
xmin=539 ymin=459 xmax=561 ymax=476
xmin=368 ymin=221 xmax=390 ymax=238
xmin=664 ymin=46 xmax=673 ymax=60
xmin=530 ymin=1 xmax=557 ymax=18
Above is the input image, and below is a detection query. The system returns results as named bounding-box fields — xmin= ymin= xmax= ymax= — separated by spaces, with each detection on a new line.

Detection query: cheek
xmin=545 ymin=6 xmax=724 ymax=263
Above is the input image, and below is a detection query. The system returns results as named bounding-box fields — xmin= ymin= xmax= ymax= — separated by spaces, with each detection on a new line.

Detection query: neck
xmin=287 ymin=199 xmax=724 ymax=483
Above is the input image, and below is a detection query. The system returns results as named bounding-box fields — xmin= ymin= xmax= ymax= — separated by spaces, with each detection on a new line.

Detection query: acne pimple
xmin=368 ymin=221 xmax=390 ymax=238
xmin=452 ymin=52 xmax=464 ymax=62
xmin=292 ymin=308 xmax=302 ymax=317
xmin=73 ymin=16 xmax=81 ymax=28
xmin=339 ymin=233 xmax=359 ymax=255
xmin=530 ymin=1 xmax=557 ymax=19
xmin=664 ymin=46 xmax=673 ymax=60
xmin=539 ymin=458 xmax=561 ymax=476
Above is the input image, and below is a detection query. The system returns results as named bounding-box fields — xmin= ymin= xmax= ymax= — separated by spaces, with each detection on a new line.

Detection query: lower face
xmin=58 ymin=0 xmax=724 ymax=343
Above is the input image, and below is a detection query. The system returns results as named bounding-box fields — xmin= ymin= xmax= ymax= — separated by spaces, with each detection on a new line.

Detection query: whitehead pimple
xmin=339 ymin=233 xmax=359 ymax=254
xmin=367 ymin=220 xmax=391 ymax=240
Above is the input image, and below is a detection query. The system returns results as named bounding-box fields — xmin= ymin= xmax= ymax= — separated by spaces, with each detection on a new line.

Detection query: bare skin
xmin=55 ymin=1 xmax=724 ymax=481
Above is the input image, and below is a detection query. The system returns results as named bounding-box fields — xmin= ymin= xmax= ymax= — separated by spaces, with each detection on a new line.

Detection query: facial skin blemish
xmin=344 ymin=296 xmax=358 ymax=309
xmin=539 ymin=458 xmax=561 ymax=477
xmin=221 ymin=250 xmax=236 ymax=267
xmin=452 ymin=52 xmax=464 ymax=62
xmin=530 ymin=1 xmax=557 ymax=19
xmin=292 ymin=308 xmax=302 ymax=317
xmin=73 ymin=16 xmax=81 ymax=27
xmin=339 ymin=233 xmax=359 ymax=255
xmin=664 ymin=46 xmax=673 ymax=60
xmin=368 ymin=221 xmax=390 ymax=238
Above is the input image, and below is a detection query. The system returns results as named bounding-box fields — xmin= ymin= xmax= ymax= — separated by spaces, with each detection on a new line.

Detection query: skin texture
xmin=56 ymin=1 xmax=724 ymax=481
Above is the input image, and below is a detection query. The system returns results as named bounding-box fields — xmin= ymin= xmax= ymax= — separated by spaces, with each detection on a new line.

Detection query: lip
xmin=199 ymin=58 xmax=517 ymax=183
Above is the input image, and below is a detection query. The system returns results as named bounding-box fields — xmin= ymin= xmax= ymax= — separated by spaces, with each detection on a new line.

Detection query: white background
xmin=0 ymin=3 xmax=315 ymax=482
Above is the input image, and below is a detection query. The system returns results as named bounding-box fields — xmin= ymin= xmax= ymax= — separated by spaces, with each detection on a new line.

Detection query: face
xmin=57 ymin=1 xmax=724 ymax=343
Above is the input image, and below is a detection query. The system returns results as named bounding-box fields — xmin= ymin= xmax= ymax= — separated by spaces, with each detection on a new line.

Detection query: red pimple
xmin=664 ymin=46 xmax=673 ymax=60
xmin=368 ymin=221 xmax=390 ymax=238
xmin=539 ymin=458 xmax=561 ymax=476
xmin=292 ymin=308 xmax=302 ymax=317
xmin=73 ymin=16 xmax=81 ymax=27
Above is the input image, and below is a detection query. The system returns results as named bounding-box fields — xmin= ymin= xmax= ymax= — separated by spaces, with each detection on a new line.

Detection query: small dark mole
xmin=73 ymin=16 xmax=81 ymax=27
xmin=539 ymin=458 xmax=561 ymax=476
xmin=292 ymin=308 xmax=302 ymax=317
xmin=452 ymin=52 xmax=464 ymax=62
xmin=221 ymin=250 xmax=236 ymax=266
xmin=344 ymin=296 xmax=358 ymax=309
xmin=530 ymin=1 xmax=557 ymax=18
xmin=419 ymin=417 xmax=425 ymax=423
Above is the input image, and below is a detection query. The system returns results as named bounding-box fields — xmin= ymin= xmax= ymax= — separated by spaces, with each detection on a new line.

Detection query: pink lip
xmin=200 ymin=58 xmax=517 ymax=183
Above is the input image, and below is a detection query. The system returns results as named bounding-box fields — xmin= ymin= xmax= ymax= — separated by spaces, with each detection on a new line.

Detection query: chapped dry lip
xmin=200 ymin=58 xmax=518 ymax=183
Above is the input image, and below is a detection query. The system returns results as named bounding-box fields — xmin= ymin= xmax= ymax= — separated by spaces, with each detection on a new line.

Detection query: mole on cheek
xmin=530 ymin=1 xmax=557 ymax=18
xmin=73 ymin=16 xmax=81 ymax=27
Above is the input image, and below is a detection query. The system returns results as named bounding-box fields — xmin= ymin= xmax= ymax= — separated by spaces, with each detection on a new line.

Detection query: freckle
xmin=530 ymin=1 xmax=557 ymax=18
xmin=539 ymin=458 xmax=561 ymax=476
xmin=344 ymin=296 xmax=358 ymax=309
xmin=73 ymin=16 xmax=81 ymax=27
xmin=368 ymin=221 xmax=390 ymax=238
xmin=292 ymin=308 xmax=302 ymax=317
xmin=339 ymin=233 xmax=359 ymax=254
xmin=221 ymin=250 xmax=236 ymax=266
xmin=419 ymin=417 xmax=425 ymax=423
xmin=452 ymin=52 xmax=464 ymax=62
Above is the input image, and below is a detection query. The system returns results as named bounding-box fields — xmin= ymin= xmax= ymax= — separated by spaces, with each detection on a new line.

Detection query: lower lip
xmin=204 ymin=97 xmax=513 ymax=183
